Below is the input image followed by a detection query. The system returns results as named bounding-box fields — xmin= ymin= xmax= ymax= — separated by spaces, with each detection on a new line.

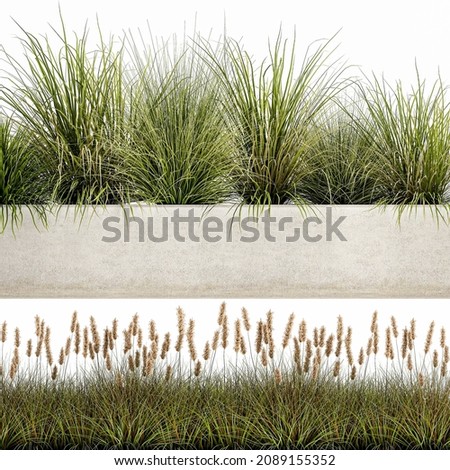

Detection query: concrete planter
xmin=1 ymin=204 xmax=449 ymax=297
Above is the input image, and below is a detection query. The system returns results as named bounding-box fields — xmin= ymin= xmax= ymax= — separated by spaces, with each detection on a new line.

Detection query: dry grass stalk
xmin=333 ymin=360 xmax=340 ymax=378
xmin=175 ymin=307 xmax=185 ymax=352
xmin=255 ymin=321 xmax=263 ymax=354
xmin=89 ymin=316 xmax=100 ymax=354
xmin=260 ymin=348 xmax=268 ymax=367
xmin=222 ymin=314 xmax=229 ymax=350
xmin=26 ymin=339 xmax=32 ymax=358
xmin=319 ymin=326 xmax=326 ymax=348
xmin=274 ymin=368 xmax=282 ymax=384
xmin=105 ymin=353 xmax=112 ymax=371
xmin=442 ymin=362 xmax=447 ymax=377
xmin=108 ymin=331 xmax=114 ymax=350
xmin=45 ymin=327 xmax=53 ymax=366
xmin=445 ymin=345 xmax=450 ymax=364
xmin=83 ymin=327 xmax=89 ymax=359
xmin=132 ymin=314 xmax=139 ymax=337
xmin=212 ymin=330 xmax=220 ymax=351
xmin=58 ymin=348 xmax=65 ymax=366
xmin=70 ymin=311 xmax=77 ymax=334
xmin=358 ymin=347 xmax=364 ymax=366
xmin=345 ymin=327 xmax=353 ymax=366
xmin=401 ymin=328 xmax=408 ymax=359
xmin=161 ymin=333 xmax=171 ymax=360
xmin=88 ymin=342 xmax=95 ymax=361
xmin=187 ymin=319 xmax=197 ymax=361
xmin=234 ymin=319 xmax=241 ymax=353
xmin=9 ymin=347 xmax=19 ymax=380
xmin=407 ymin=353 xmax=413 ymax=371
xmin=34 ymin=316 xmax=40 ymax=337
xmin=441 ymin=327 xmax=446 ymax=349
xmin=137 ymin=328 xmax=143 ymax=349
xmin=1 ymin=322 xmax=7 ymax=343
xmin=124 ymin=328 xmax=132 ymax=354
xmin=217 ymin=302 xmax=226 ymax=326
xmin=241 ymin=307 xmax=251 ymax=331
xmin=385 ymin=327 xmax=393 ymax=360
xmin=410 ymin=319 xmax=416 ymax=340
xmin=325 ymin=334 xmax=334 ymax=357
xmin=390 ymin=316 xmax=399 ymax=338
xmin=145 ymin=353 xmax=154 ymax=377
xmin=304 ymin=339 xmax=312 ymax=373
xmin=149 ymin=320 xmax=156 ymax=341
xmin=366 ymin=337 xmax=373 ymax=357
xmin=112 ymin=319 xmax=118 ymax=340
xmin=373 ymin=325 xmax=379 ymax=355
xmin=418 ymin=372 xmax=425 ymax=387
xmin=103 ymin=328 xmax=109 ymax=359
xmin=14 ymin=328 xmax=20 ymax=348
xmin=194 ymin=360 xmax=202 ymax=377
xmin=424 ymin=321 xmax=435 ymax=354
xmin=337 ymin=316 xmax=343 ymax=342
xmin=293 ymin=337 xmax=300 ymax=365
xmin=313 ymin=327 xmax=319 ymax=348
xmin=51 ymin=365 xmax=58 ymax=381
xmin=299 ymin=319 xmax=307 ymax=343
xmin=350 ymin=365 xmax=357 ymax=380
xmin=127 ymin=354 xmax=135 ymax=372
xmin=203 ymin=341 xmax=210 ymax=361
xmin=135 ymin=350 xmax=141 ymax=369
xmin=370 ymin=311 xmax=378 ymax=334
xmin=407 ymin=330 xmax=413 ymax=351
xmin=433 ymin=350 xmax=439 ymax=368
xmin=35 ymin=336 xmax=43 ymax=358
xmin=74 ymin=323 xmax=81 ymax=355
xmin=282 ymin=313 xmax=295 ymax=349
xmin=240 ymin=336 xmax=247 ymax=355
xmin=151 ymin=335 xmax=159 ymax=361
xmin=165 ymin=364 xmax=173 ymax=381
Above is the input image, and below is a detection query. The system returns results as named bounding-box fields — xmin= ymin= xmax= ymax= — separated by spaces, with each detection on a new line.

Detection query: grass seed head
xmin=14 ymin=327 xmax=20 ymax=348
xmin=275 ymin=368 xmax=282 ymax=384
xmin=70 ymin=311 xmax=77 ymax=334
xmin=299 ymin=319 xmax=307 ymax=342
xmin=282 ymin=313 xmax=295 ymax=349
xmin=424 ymin=321 xmax=435 ymax=354
xmin=241 ymin=307 xmax=251 ymax=331
xmin=390 ymin=316 xmax=398 ymax=338
xmin=325 ymin=334 xmax=334 ymax=357
xmin=203 ymin=341 xmax=211 ymax=361
xmin=26 ymin=339 xmax=32 ymax=358
xmin=1 ymin=322 xmax=7 ymax=343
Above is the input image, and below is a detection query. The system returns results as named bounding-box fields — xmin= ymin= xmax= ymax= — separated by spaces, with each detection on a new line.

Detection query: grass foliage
xmin=121 ymin=32 xmax=235 ymax=204
xmin=2 ymin=307 xmax=450 ymax=449
xmin=0 ymin=14 xmax=450 ymax=230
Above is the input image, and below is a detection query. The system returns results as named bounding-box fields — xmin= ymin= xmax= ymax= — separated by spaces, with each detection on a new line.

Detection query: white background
xmin=0 ymin=0 xmax=450 ymax=86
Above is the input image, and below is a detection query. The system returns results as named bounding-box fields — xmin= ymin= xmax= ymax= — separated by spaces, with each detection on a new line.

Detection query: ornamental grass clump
xmin=121 ymin=31 xmax=235 ymax=204
xmin=0 ymin=118 xmax=49 ymax=232
xmin=0 ymin=15 xmax=127 ymax=211
xmin=198 ymin=31 xmax=349 ymax=208
xmin=299 ymin=111 xmax=382 ymax=204
xmin=351 ymin=69 xmax=450 ymax=218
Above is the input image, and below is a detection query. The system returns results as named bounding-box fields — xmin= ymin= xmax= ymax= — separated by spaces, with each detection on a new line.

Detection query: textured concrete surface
xmin=1 ymin=204 xmax=449 ymax=297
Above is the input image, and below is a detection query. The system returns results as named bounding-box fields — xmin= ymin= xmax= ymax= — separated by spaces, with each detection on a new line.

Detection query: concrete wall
xmin=1 ymin=204 xmax=449 ymax=297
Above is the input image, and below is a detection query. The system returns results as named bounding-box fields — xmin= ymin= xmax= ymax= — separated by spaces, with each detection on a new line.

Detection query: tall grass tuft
xmin=0 ymin=118 xmax=49 ymax=232
xmin=198 ymin=31 xmax=349 ymax=209
xmin=299 ymin=110 xmax=382 ymax=204
xmin=351 ymin=68 xmax=450 ymax=219
xmin=0 ymin=14 xmax=126 ymax=213
xmin=121 ymin=31 xmax=235 ymax=204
